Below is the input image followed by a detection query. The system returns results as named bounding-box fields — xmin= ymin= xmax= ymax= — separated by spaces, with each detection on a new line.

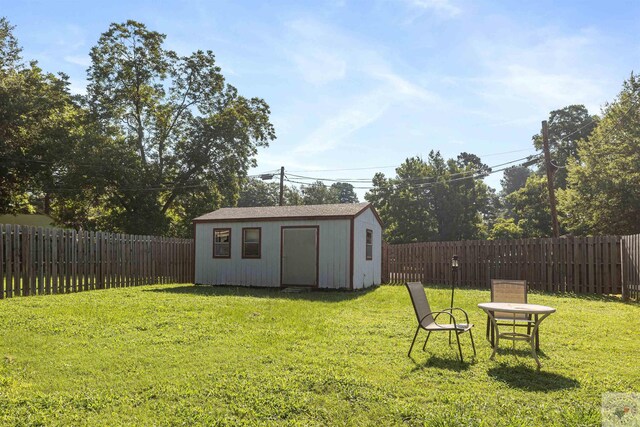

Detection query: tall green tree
xmin=64 ymin=20 xmax=275 ymax=235
xmin=503 ymin=175 xmax=552 ymax=237
xmin=365 ymin=151 xmax=493 ymax=243
xmin=488 ymin=217 xmax=524 ymax=240
xmin=237 ymin=178 xmax=280 ymax=207
xmin=330 ymin=182 xmax=359 ymax=203
xmin=283 ymin=186 xmax=304 ymax=206
xmin=0 ymin=18 xmax=82 ymax=215
xmin=532 ymin=105 xmax=598 ymax=189
xmin=236 ymin=179 xmax=307 ymax=207
xmin=500 ymin=166 xmax=531 ymax=196
xmin=559 ymin=74 xmax=640 ymax=235
xmin=0 ymin=17 xmax=20 ymax=67
xmin=301 ymin=181 xmax=339 ymax=205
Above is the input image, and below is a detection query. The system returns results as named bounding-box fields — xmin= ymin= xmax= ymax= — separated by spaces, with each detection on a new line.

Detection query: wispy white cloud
xmin=481 ymin=65 xmax=603 ymax=110
xmin=405 ymin=0 xmax=462 ymax=17
xmin=293 ymin=89 xmax=390 ymax=155
xmin=468 ymin=27 xmax=608 ymax=118
xmin=64 ymin=55 xmax=91 ymax=67
xmin=279 ymin=18 xmax=440 ymax=155
xmin=370 ymin=70 xmax=438 ymax=102
xmin=55 ymin=24 xmax=87 ymax=51
xmin=291 ymin=49 xmax=347 ymax=85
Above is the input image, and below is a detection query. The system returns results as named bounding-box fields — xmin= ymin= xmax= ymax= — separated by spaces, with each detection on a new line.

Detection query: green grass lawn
xmin=0 ymin=284 xmax=638 ymax=426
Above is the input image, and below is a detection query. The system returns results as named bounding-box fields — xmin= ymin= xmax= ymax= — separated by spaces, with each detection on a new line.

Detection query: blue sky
xmin=3 ymin=0 xmax=638 ymax=198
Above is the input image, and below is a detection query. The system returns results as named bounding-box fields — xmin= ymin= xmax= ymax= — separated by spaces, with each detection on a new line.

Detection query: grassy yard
xmin=0 ymin=284 xmax=638 ymax=426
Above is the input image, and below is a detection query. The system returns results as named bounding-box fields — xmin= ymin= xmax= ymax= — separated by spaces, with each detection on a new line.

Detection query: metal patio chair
xmin=405 ymin=282 xmax=476 ymax=362
xmin=486 ymin=279 xmax=536 ymax=347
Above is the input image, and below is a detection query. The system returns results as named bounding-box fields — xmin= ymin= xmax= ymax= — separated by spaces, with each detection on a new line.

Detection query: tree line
xmin=1 ymin=18 xmax=274 ymax=237
xmin=365 ymin=82 xmax=640 ymax=243
xmin=2 ymin=17 xmax=639 ymax=240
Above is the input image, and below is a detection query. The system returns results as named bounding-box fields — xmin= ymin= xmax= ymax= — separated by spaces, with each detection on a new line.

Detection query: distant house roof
xmin=193 ymin=202 xmax=382 ymax=226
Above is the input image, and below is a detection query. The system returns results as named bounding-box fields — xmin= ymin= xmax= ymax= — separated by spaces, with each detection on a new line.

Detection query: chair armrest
xmin=443 ymin=307 xmax=470 ymax=324
xmin=420 ymin=311 xmax=458 ymax=328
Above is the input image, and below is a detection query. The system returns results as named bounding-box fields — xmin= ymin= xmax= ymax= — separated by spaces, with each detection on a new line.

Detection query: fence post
xmin=621 ymin=237 xmax=628 ymax=301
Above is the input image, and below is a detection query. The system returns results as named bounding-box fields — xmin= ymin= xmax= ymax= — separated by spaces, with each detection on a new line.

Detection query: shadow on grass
xmin=410 ymin=354 xmax=473 ymax=372
xmin=548 ymin=292 xmax=636 ymax=304
xmin=488 ymin=364 xmax=580 ymax=391
xmin=493 ymin=347 xmax=549 ymax=359
xmin=145 ymin=284 xmax=377 ymax=302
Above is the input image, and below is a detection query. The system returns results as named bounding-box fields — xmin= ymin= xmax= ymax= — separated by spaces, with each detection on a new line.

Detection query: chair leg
xmin=469 ymin=328 xmax=476 ymax=357
xmin=449 ymin=330 xmax=452 ymax=345
xmin=490 ymin=320 xmax=495 ymax=347
xmin=455 ymin=331 xmax=464 ymax=363
xmin=485 ymin=316 xmax=490 ymax=342
xmin=422 ymin=331 xmax=432 ymax=351
xmin=408 ymin=325 xmax=421 ymax=357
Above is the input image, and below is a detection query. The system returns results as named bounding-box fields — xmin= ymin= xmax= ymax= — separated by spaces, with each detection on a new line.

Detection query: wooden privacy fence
xmin=382 ymin=235 xmax=635 ymax=296
xmin=621 ymin=234 xmax=640 ymax=300
xmin=0 ymin=224 xmax=194 ymax=299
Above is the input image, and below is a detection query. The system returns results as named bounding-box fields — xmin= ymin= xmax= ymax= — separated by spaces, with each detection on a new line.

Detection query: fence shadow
xmin=145 ymin=284 xmax=377 ymax=302
xmin=487 ymin=364 xmax=580 ymax=392
xmin=550 ymin=292 xmax=630 ymax=303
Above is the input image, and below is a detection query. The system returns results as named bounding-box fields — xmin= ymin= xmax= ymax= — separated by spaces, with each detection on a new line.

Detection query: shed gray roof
xmin=193 ymin=202 xmax=381 ymax=224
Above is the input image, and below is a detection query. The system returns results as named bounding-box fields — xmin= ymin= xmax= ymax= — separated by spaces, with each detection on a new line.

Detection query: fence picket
xmin=14 ymin=225 xmax=22 ymax=297
xmin=6 ymin=225 xmax=13 ymax=298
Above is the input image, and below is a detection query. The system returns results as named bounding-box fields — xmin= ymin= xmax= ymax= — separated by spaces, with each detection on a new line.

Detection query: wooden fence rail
xmin=0 ymin=224 xmax=194 ymax=299
xmin=382 ymin=235 xmax=630 ymax=296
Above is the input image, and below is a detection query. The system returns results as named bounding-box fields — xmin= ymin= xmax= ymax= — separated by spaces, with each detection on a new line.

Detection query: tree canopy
xmin=4 ymin=15 xmax=640 ymax=240
xmin=559 ymin=74 xmax=640 ymax=235
xmin=0 ymin=18 xmax=83 ymax=215
xmin=365 ymin=151 xmax=492 ymax=243
xmin=62 ymin=20 xmax=274 ymax=235
xmin=531 ymin=105 xmax=598 ymax=189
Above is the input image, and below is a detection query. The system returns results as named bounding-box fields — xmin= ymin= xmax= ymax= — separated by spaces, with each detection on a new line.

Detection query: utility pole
xmin=279 ymin=166 xmax=284 ymax=206
xmin=542 ymin=120 xmax=560 ymax=238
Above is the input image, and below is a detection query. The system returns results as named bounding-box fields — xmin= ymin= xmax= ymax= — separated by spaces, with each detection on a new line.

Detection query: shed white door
xmin=281 ymin=227 xmax=318 ymax=286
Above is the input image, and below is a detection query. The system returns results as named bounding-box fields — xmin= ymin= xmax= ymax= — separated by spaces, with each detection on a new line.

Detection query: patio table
xmin=478 ymin=302 xmax=556 ymax=369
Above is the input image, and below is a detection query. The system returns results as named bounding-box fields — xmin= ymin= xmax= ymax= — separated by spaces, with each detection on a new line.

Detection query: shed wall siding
xmin=195 ymin=219 xmax=350 ymax=288
xmin=353 ymin=208 xmax=382 ymax=289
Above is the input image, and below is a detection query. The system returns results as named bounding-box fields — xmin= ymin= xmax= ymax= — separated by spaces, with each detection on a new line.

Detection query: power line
xmin=285 ymin=155 xmax=539 ymax=191
xmin=286 ymin=165 xmax=398 ymax=173
xmin=285 ymin=154 xmax=541 ymax=186
xmin=285 ymin=147 xmax=538 ymax=175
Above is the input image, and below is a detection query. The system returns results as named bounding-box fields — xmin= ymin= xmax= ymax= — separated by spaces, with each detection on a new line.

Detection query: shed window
xmin=242 ymin=228 xmax=261 ymax=259
xmin=213 ymin=228 xmax=231 ymax=258
xmin=366 ymin=229 xmax=373 ymax=260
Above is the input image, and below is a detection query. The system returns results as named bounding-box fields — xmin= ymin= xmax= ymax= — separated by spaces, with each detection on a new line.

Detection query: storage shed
xmin=193 ymin=202 xmax=383 ymax=290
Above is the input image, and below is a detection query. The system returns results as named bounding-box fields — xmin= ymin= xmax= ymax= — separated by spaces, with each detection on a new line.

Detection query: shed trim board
xmin=350 ymin=217 xmax=354 ymax=290
xmin=354 ymin=203 xmax=384 ymax=229
xmin=193 ymin=214 xmax=382 ymax=226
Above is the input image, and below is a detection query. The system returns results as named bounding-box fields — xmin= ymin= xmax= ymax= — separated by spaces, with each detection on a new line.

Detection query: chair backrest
xmin=491 ymin=279 xmax=528 ymax=319
xmin=405 ymin=282 xmax=434 ymax=326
